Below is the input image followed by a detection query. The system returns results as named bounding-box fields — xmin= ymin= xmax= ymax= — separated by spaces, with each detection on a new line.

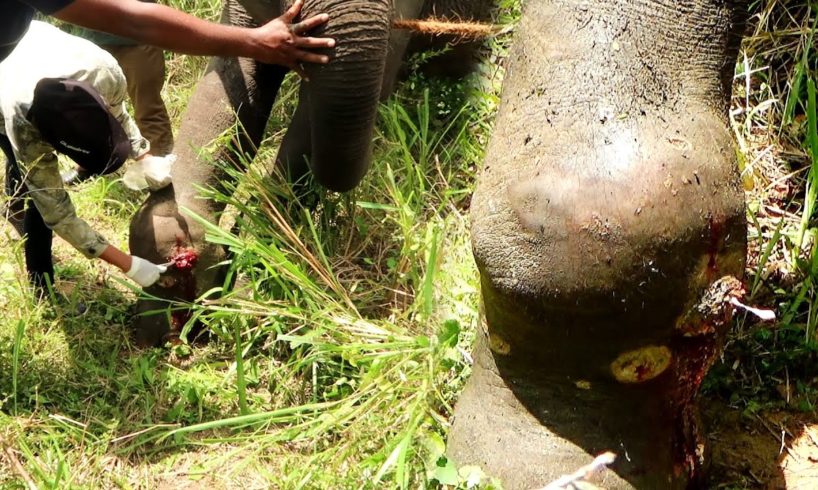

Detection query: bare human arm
xmin=53 ymin=0 xmax=335 ymax=75
xmin=99 ymin=244 xmax=132 ymax=272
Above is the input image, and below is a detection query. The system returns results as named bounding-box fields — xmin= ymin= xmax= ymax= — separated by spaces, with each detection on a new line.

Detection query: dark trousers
xmin=1 ymin=133 xmax=54 ymax=290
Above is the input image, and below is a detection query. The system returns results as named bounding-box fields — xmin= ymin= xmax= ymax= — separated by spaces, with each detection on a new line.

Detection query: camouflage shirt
xmin=0 ymin=21 xmax=150 ymax=258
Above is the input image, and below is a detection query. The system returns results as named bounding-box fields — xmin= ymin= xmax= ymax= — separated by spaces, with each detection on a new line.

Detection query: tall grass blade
xmin=12 ymin=319 xmax=24 ymax=415
xmin=234 ymin=319 xmax=249 ymax=415
xmin=795 ymin=76 xmax=818 ymax=251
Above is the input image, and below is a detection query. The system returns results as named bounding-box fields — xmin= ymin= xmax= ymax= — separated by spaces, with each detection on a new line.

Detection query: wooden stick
xmin=392 ymin=18 xmax=497 ymax=39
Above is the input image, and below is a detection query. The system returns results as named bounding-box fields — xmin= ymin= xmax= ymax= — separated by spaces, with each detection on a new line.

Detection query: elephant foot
xmin=129 ymin=186 xmax=227 ymax=347
xmin=131 ymin=301 xmax=208 ymax=347
xmin=131 ymin=298 xmax=175 ymax=347
xmin=448 ymin=339 xmax=693 ymax=489
xmin=131 ymin=246 xmax=204 ymax=347
xmin=449 ymin=277 xmax=743 ymax=489
xmin=448 ymin=335 xmax=635 ymax=489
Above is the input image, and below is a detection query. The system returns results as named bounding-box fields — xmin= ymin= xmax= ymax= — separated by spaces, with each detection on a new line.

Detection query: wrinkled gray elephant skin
xmin=447 ymin=0 xmax=749 ymax=489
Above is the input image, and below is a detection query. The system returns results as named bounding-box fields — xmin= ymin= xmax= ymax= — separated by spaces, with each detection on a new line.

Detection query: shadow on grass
xmin=704 ymin=397 xmax=818 ymax=489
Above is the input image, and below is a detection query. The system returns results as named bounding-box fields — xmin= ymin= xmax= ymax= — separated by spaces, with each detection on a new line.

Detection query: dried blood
xmin=635 ymin=363 xmax=650 ymax=381
xmin=166 ymin=247 xmax=199 ymax=332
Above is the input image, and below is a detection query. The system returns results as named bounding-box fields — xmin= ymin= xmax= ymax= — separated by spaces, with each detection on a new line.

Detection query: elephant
xmin=446 ymin=0 xmax=748 ymax=489
xmin=130 ymin=0 xmax=749 ymax=487
xmin=128 ymin=0 xmax=494 ymax=345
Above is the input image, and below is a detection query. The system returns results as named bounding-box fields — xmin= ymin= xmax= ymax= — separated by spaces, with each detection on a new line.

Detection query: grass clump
xmin=704 ymin=0 xmax=818 ymax=417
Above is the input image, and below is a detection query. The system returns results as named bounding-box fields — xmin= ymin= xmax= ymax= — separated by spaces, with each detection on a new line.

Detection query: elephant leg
xmin=128 ymin=0 xmax=288 ymax=346
xmin=448 ymin=0 xmax=749 ymax=488
xmin=381 ymin=0 xmax=427 ymax=98
xmin=404 ymin=0 xmax=496 ymax=79
xmin=275 ymin=84 xmax=313 ymax=198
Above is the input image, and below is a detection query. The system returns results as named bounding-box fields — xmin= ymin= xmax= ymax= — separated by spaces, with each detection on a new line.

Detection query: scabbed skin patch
xmin=610 ymin=345 xmax=672 ymax=383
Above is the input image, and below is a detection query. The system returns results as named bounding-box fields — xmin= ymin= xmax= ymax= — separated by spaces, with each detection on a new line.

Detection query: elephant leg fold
xmin=450 ymin=0 xmax=749 ymax=487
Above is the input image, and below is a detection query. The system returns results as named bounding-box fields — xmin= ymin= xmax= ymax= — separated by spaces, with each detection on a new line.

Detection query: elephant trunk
xmin=298 ymin=0 xmax=391 ymax=192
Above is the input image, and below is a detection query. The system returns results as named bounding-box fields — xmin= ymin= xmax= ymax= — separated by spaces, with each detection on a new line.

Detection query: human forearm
xmin=53 ymin=0 xmax=335 ymax=68
xmin=22 ymin=154 xmax=110 ymax=258
xmin=99 ymin=244 xmax=132 ymax=272
xmin=56 ymin=0 xmax=258 ymax=58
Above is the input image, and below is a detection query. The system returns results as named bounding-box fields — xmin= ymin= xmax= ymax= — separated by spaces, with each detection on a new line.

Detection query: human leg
xmin=105 ymin=44 xmax=174 ymax=155
xmin=1 ymin=133 xmax=26 ymax=236
xmin=2 ymin=135 xmax=54 ymax=291
xmin=23 ymin=201 xmax=55 ymax=291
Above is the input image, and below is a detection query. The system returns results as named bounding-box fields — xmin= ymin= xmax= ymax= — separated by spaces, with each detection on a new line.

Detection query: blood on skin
xmin=669 ymin=334 xmax=718 ymax=482
xmin=166 ymin=247 xmax=199 ymax=336
xmin=707 ymin=215 xmax=724 ymax=279
xmin=667 ymin=278 xmax=740 ymax=484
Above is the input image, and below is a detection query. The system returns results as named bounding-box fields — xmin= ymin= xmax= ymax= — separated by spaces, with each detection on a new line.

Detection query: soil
xmin=705 ymin=398 xmax=818 ymax=489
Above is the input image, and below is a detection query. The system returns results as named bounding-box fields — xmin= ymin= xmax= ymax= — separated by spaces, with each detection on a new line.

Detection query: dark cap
xmin=26 ymin=77 xmax=129 ymax=175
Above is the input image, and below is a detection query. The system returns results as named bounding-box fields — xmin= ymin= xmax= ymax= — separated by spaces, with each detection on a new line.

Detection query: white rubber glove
xmin=126 ymin=256 xmax=168 ymax=287
xmin=123 ymin=154 xmax=175 ymax=191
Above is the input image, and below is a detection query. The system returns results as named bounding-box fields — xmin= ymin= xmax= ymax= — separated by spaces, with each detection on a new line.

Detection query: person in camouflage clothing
xmin=0 ymin=21 xmax=173 ymax=292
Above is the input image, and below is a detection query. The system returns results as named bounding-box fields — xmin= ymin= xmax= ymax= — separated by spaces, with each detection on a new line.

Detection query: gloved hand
xmin=123 ymin=154 xmax=175 ymax=191
xmin=126 ymin=256 xmax=168 ymax=287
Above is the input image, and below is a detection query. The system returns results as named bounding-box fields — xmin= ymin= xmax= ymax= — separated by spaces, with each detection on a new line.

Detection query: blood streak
xmin=166 ymin=246 xmax=199 ymax=337
xmin=707 ymin=216 xmax=724 ymax=279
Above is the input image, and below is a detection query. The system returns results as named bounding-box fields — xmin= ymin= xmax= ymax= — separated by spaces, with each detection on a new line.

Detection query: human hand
xmin=143 ymin=154 xmax=174 ymax=190
xmin=126 ymin=256 xmax=168 ymax=287
xmin=123 ymin=154 xmax=174 ymax=191
xmin=250 ymin=0 xmax=336 ymax=79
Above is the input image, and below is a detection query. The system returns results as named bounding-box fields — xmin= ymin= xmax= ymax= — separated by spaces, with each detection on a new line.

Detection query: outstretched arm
xmin=52 ymin=0 xmax=335 ymax=70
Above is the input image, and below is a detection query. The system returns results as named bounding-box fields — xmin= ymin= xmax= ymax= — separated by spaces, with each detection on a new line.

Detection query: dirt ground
xmin=705 ymin=399 xmax=818 ymax=489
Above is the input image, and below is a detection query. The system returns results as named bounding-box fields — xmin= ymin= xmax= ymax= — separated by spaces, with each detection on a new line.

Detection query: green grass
xmin=2 ymin=0 xmax=818 ymax=488
xmin=704 ymin=1 xmax=818 ymax=421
